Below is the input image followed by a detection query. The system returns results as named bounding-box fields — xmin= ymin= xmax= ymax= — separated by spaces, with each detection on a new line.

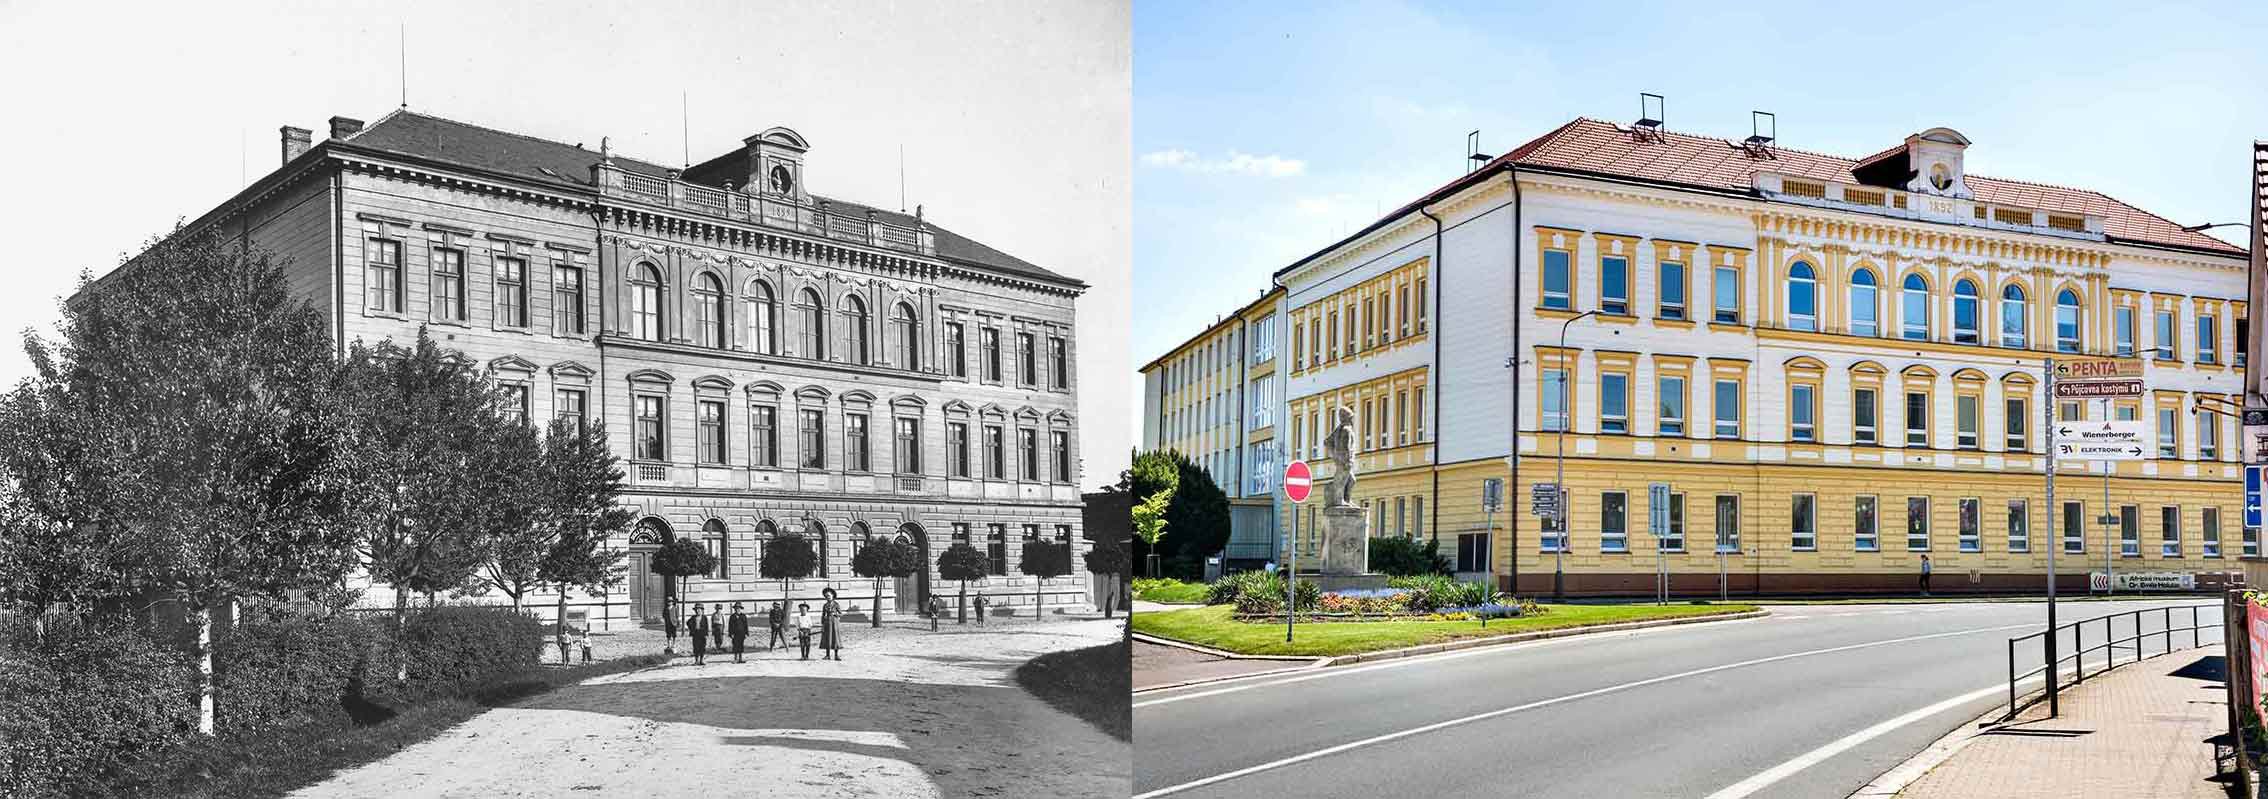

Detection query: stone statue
xmin=1323 ymin=405 xmax=1356 ymax=508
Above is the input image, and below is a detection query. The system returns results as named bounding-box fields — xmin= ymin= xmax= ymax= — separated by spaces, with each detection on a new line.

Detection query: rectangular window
xmin=1658 ymin=376 xmax=1686 ymax=436
xmin=500 ymin=384 xmax=529 ymax=427
xmin=2158 ymin=408 xmax=2179 ymax=458
xmin=366 ymin=238 xmax=403 ymax=312
xmin=895 ymin=417 xmax=921 ymax=474
xmin=553 ymin=264 xmax=584 ymax=335
xmin=1600 ymin=255 xmax=1629 ymax=315
xmin=982 ymin=327 xmax=1002 ymax=381
xmin=2247 ymin=512 xmax=2260 ymax=557
xmin=2199 ymin=314 xmax=2219 ymax=364
xmin=1956 ymin=395 xmax=1979 ymax=449
xmin=1416 ymin=275 xmax=1428 ymax=332
xmin=1457 ymin=532 xmax=1491 ymax=573
xmin=1790 ymin=384 xmax=1816 ymax=442
xmin=1541 ymin=249 xmax=1572 ymax=309
xmin=945 ymin=323 xmax=967 ymax=378
xmin=2120 ymin=505 xmax=2140 ymax=556
xmin=1017 ymin=332 xmax=1038 ymax=385
xmin=987 ymin=524 xmax=1008 ymax=576
xmin=555 ymin=388 xmax=586 ymax=433
xmin=1713 ymin=265 xmax=1740 ymax=324
xmin=1601 ymin=491 xmax=1628 ymax=552
xmin=1905 ymin=391 xmax=1929 ymax=447
xmin=1396 ymin=286 xmax=1411 ymax=338
xmin=1958 ymin=497 xmax=1981 ymax=552
xmin=2155 ymin=310 xmax=2177 ymax=360
xmin=1714 ymin=379 xmax=1740 ymax=439
xmin=1019 ymin=429 xmax=1039 ymax=480
xmin=697 ymin=400 xmax=725 ymax=465
xmin=2114 ymin=306 xmax=2136 ymax=356
xmin=1050 ymin=337 xmax=1069 ymax=389
xmin=709 ymin=537 xmax=728 ymax=580
xmin=2204 ymin=507 xmax=2221 ymax=558
xmin=985 ymin=425 xmax=1005 ymax=479
xmin=751 ymin=405 xmax=778 ymax=467
xmin=1660 ymin=492 xmax=1686 ymax=552
xmin=496 ymin=256 xmax=527 ymax=327
xmin=2161 ymin=506 xmax=2183 ymax=557
xmin=2240 ymin=317 xmax=2252 ymax=368
xmin=1906 ymin=496 xmax=1930 ymax=551
xmin=1052 ymin=431 xmax=1071 ymax=483
xmin=2008 ymin=499 xmax=2029 ymax=552
xmin=800 ymin=409 xmax=826 ymax=469
xmin=1714 ymin=495 xmax=1740 ymax=553
xmin=1541 ymin=369 xmax=1568 ymax=432
xmin=2063 ymin=500 xmax=2084 ymax=554
xmin=1600 ymin=373 xmax=1628 ymax=434
xmin=2005 ymin=398 xmax=2027 ymax=451
xmin=947 ymin=422 xmax=970 ymax=477
xmin=1791 ymin=494 xmax=1816 ymax=551
xmin=1854 ymin=495 xmax=1879 ymax=551
xmin=1854 ymin=388 xmax=1878 ymax=445
xmin=2199 ymin=409 xmax=2220 ymax=461
xmin=635 ymin=395 xmax=665 ymax=461
xmin=846 ymin=413 xmax=870 ymax=472
xmin=432 ymin=247 xmax=465 ymax=321
xmin=1658 ymin=260 xmax=1686 ymax=320
xmin=1413 ymin=386 xmax=1426 ymax=441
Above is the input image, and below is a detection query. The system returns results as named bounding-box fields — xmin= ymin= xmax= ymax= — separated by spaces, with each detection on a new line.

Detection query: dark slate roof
xmin=342 ymin=111 xmax=1079 ymax=286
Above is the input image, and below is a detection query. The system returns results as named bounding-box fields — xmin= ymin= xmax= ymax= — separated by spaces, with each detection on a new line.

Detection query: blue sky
xmin=1133 ymin=0 xmax=2268 ymax=426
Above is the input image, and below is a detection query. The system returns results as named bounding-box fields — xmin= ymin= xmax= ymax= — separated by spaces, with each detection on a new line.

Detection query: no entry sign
xmin=1284 ymin=461 xmax=1313 ymax=503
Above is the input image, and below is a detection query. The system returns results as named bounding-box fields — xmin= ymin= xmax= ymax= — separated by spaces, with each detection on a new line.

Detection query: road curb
xmin=1316 ymin=609 xmax=1770 ymax=666
xmin=1131 ymin=632 xmax=1318 ymax=661
xmin=1132 ymin=660 xmax=1331 ymax=694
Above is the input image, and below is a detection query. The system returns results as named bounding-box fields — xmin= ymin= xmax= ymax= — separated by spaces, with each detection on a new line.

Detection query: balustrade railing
xmin=591 ymin=161 xmax=934 ymax=257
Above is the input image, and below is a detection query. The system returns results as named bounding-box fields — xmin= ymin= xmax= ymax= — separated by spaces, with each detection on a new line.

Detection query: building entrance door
xmin=893 ymin=524 xmax=929 ymax=614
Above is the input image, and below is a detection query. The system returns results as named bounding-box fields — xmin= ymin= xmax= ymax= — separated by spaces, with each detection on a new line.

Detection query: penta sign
xmin=1283 ymin=461 xmax=1313 ymax=504
xmin=2052 ymin=357 xmax=2144 ymax=381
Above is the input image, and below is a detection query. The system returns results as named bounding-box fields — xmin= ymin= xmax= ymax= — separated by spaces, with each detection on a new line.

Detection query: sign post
xmin=1282 ymin=460 xmax=1312 ymax=643
xmin=1649 ymin=482 xmax=1671 ymax=606
xmin=2043 ymin=357 xmax=2061 ymax=718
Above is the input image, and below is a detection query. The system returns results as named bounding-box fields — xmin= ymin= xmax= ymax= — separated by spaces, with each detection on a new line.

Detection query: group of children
xmin=664 ymin=587 xmax=844 ymax=664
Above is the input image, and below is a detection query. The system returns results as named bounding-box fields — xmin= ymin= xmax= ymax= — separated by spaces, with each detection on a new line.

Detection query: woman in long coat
xmin=820 ymin=587 xmax=844 ymax=661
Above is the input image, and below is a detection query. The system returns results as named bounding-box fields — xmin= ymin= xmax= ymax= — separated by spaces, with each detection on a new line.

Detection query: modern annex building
xmin=1139 ymin=287 xmax=1284 ymax=569
xmin=151 ymin=110 xmax=1093 ymax=627
xmin=1144 ymin=113 xmax=2252 ymax=595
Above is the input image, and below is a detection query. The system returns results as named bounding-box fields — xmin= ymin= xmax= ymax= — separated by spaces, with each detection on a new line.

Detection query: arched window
xmin=1786 ymin=262 xmax=1817 ymax=332
xmin=2000 ymin=284 xmax=2028 ymax=349
xmin=701 ymin=518 xmax=728 ymax=579
xmin=797 ymin=288 xmax=827 ymax=360
xmin=891 ymin=302 xmax=920 ymax=370
xmin=631 ymin=264 xmax=665 ymax=342
xmin=748 ymin=281 xmax=778 ymax=355
xmin=850 ymin=520 xmax=873 ymax=561
xmin=2055 ymin=289 xmax=2082 ymax=353
xmin=843 ymin=295 xmax=871 ymax=365
xmin=1849 ymin=269 xmax=1879 ymax=337
xmin=805 ymin=519 xmax=829 ymax=578
xmin=1952 ymin=279 xmax=1980 ymax=344
xmin=752 ymin=518 xmax=776 ymax=573
xmin=1902 ymin=274 xmax=1931 ymax=341
xmin=693 ymin=273 xmax=724 ymax=349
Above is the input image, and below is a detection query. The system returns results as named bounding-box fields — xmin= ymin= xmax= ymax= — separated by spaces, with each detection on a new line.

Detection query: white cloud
xmin=1140 ymin=148 xmax=1306 ymax=178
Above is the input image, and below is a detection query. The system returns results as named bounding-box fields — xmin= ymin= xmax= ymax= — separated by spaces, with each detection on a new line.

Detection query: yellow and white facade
xmin=1140 ymin=288 xmax=1285 ymax=565
xmin=1207 ymin=118 xmax=2253 ymax=596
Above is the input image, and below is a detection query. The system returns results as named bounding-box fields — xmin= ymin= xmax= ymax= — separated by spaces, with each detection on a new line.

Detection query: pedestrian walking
xmin=709 ymin=604 xmax=725 ymax=651
xmin=974 ymin=594 xmax=988 ymax=626
xmin=687 ymin=602 xmax=710 ymax=665
xmin=1919 ymin=554 xmax=1933 ymax=596
xmin=767 ymin=601 xmax=787 ymax=651
xmin=793 ymin=602 xmax=815 ymax=660
xmin=927 ymin=594 xmax=944 ymax=631
xmin=820 ymin=588 xmax=843 ymax=661
xmin=727 ymin=602 xmax=750 ymax=663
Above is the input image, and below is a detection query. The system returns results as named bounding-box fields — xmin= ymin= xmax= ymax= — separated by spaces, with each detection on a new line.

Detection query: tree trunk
xmin=393 ymin=583 xmax=410 ymax=683
xmin=871 ymin=577 xmax=882 ymax=628
xmin=957 ymin=582 xmax=967 ymax=624
xmin=1035 ymin=578 xmax=1043 ymax=619
xmin=1101 ymin=574 xmax=1113 ymax=619
xmin=555 ymin=588 xmax=571 ymax=665
xmin=191 ymin=602 xmax=216 ymax=736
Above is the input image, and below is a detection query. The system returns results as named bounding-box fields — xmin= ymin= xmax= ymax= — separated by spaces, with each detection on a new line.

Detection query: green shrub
xmin=393 ymin=605 xmax=543 ymax=700
xmin=1230 ymin=575 xmax=1320 ymax=614
xmin=1205 ymin=570 xmax=1280 ymax=606
xmin=1386 ymin=575 xmax=1492 ymax=612
xmin=1368 ymin=537 xmax=1449 ymax=577
xmin=0 ymin=615 xmax=198 ymax=797
xmin=214 ymin=604 xmax=375 ymax=737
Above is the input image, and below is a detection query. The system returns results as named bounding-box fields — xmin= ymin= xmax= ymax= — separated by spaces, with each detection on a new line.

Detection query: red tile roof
xmin=1497 ymin=118 xmax=2241 ymax=256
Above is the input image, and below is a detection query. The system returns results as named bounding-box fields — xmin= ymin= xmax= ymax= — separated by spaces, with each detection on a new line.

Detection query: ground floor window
xmin=1906 ymin=497 xmax=1930 ymax=551
xmin=2120 ymin=505 xmax=2140 ymax=556
xmin=2006 ymin=499 xmax=2028 ymax=553
xmin=1601 ymin=491 xmax=1627 ymax=553
xmin=986 ymin=524 xmax=1008 ymax=575
xmin=1854 ymin=496 xmax=1877 ymax=551
xmin=1790 ymin=494 xmax=1815 ymax=551
xmin=1713 ymin=495 xmax=1739 ymax=553
xmin=1659 ymin=492 xmax=1685 ymax=552
xmin=1456 ymin=532 xmax=1489 ymax=573
xmin=2203 ymin=507 xmax=2221 ymax=558
xmin=2160 ymin=506 xmax=2181 ymax=557
xmin=1957 ymin=498 xmax=1981 ymax=552
xmin=2062 ymin=501 xmax=2083 ymax=554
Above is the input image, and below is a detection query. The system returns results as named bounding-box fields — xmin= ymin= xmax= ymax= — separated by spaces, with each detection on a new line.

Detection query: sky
xmin=0 ymin=0 xmax=1132 ymax=485
xmin=1133 ymin=0 xmax=2268 ymax=429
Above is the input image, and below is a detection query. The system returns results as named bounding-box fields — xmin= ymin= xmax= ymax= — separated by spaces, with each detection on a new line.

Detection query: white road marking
xmin=1698 ymin=681 xmax=2017 ymax=799
xmin=1131 ymin=622 xmax=2034 ymax=799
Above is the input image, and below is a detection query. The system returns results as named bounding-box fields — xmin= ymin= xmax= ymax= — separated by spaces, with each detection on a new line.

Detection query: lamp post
xmin=1553 ymin=309 xmax=1599 ymax=602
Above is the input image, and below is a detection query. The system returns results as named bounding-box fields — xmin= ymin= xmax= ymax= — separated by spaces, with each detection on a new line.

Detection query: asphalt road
xmin=1133 ymin=597 xmax=2221 ymax=799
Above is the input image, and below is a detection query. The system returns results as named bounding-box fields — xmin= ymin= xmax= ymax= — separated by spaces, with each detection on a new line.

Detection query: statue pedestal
xmin=1311 ymin=505 xmax=1385 ymax=593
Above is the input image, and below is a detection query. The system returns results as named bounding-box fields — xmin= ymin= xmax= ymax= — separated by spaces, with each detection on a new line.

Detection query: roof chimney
xmin=328 ymin=116 xmax=364 ymax=140
xmin=280 ymin=126 xmax=312 ymax=165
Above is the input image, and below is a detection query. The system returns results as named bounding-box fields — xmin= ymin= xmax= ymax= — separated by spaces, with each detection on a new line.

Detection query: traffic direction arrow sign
xmin=2247 ymin=465 xmax=2264 ymax=529
xmin=2053 ymin=379 xmax=2143 ymax=399
xmin=2052 ymin=357 xmax=2144 ymax=380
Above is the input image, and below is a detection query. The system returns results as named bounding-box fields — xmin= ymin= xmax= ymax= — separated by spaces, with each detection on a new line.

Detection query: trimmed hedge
xmin=392 ymin=605 xmax=544 ymax=700
xmin=0 ymin=615 xmax=198 ymax=797
xmin=216 ymin=605 xmax=371 ymax=737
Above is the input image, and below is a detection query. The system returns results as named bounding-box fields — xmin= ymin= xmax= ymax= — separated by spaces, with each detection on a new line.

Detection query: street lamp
xmin=1553 ymin=309 xmax=1599 ymax=602
xmin=2180 ymin=221 xmax=2252 ymax=233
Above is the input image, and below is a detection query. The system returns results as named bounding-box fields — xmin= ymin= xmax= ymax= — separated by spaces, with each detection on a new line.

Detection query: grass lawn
xmin=1132 ymin=602 xmax=1759 ymax=658
xmin=1133 ymin=579 xmax=1210 ymax=604
xmin=1013 ymin=638 xmax=1130 ymax=741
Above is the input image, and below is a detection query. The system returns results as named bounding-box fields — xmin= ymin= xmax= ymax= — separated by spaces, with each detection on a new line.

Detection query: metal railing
xmin=2004 ymin=602 xmax=2223 ymax=720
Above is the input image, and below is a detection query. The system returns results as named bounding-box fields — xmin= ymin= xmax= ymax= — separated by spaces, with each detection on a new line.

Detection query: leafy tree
xmin=7 ymin=230 xmax=363 ymax=734
xmin=1131 ymin=490 xmax=1171 ymax=579
xmin=1155 ymin=450 xmax=1231 ymax=566
xmin=936 ymin=542 xmax=987 ymax=624
xmin=1018 ymin=538 xmax=1072 ymax=618
xmin=476 ymin=422 xmax=546 ymax=609
xmin=650 ymin=537 xmax=716 ymax=607
xmin=759 ymin=531 xmax=818 ymax=600
xmin=533 ymin=418 xmax=632 ymax=658
xmin=1368 ymin=536 xmax=1450 ymax=577
xmin=1083 ymin=525 xmax=1130 ymax=619
xmin=851 ymin=536 xmax=919 ymax=628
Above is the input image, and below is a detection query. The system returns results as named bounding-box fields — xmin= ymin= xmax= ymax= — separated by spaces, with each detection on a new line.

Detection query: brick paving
xmin=1898 ymin=644 xmax=2234 ymax=799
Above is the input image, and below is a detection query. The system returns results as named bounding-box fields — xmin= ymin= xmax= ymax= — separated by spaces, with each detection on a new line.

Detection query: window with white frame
xmin=1714 ymin=495 xmax=1740 ymax=553
xmin=2199 ymin=313 xmax=2219 ymax=364
xmin=1956 ymin=395 xmax=1979 ymax=449
xmin=2005 ymin=398 xmax=2028 ymax=451
xmin=366 ymin=237 xmax=403 ymax=312
xmin=1601 ymin=491 xmax=1627 ymax=552
xmin=1999 ymin=283 xmax=2027 ymax=349
xmin=2063 ymin=500 xmax=2084 ymax=554
xmin=1854 ymin=495 xmax=1879 ymax=551
xmin=1791 ymin=494 xmax=1816 ymax=551
xmin=2155 ymin=309 xmax=2177 ymax=360
xmin=2120 ymin=505 xmax=2140 ymax=556
xmin=1786 ymin=262 xmax=1817 ymax=331
xmin=1849 ymin=269 xmax=1879 ymax=337
xmin=1902 ymin=274 xmax=1931 ymax=340
xmin=1905 ymin=391 xmax=1929 ymax=447
xmin=1541 ymin=249 xmax=1572 ymax=310
xmin=2199 ymin=408 xmax=2220 ymax=461
xmin=2161 ymin=506 xmax=2182 ymax=557
xmin=2159 ymin=407 xmax=2179 ymax=458
xmin=1659 ymin=259 xmax=1686 ymax=320
xmin=1714 ymin=379 xmax=1740 ymax=439
xmin=1600 ymin=373 xmax=1629 ymax=434
xmin=1658 ymin=376 xmax=1686 ymax=436
xmin=1714 ymin=265 xmax=1741 ymax=324
xmin=1854 ymin=387 xmax=1878 ymax=445
xmin=1952 ymin=279 xmax=1980 ymax=344
xmin=1600 ymin=254 xmax=1629 ymax=316
xmin=1906 ymin=496 xmax=1930 ymax=551
xmin=2055 ymin=290 xmax=2082 ymax=353
xmin=1541 ymin=369 xmax=1568 ymax=432
xmin=1790 ymin=384 xmax=1816 ymax=442
xmin=2114 ymin=306 xmax=2136 ymax=356
xmin=432 ymin=247 xmax=466 ymax=322
xmin=1659 ymin=492 xmax=1686 ymax=552
xmin=1540 ymin=487 xmax=1569 ymax=552
xmin=2204 ymin=507 xmax=2221 ymax=557
xmin=1958 ymin=497 xmax=1981 ymax=552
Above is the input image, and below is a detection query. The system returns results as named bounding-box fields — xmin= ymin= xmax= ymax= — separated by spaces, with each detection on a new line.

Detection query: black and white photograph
xmin=0 ymin=2 xmax=1131 ymax=797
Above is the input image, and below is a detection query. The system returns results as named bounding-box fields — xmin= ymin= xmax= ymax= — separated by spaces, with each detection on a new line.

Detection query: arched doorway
xmin=893 ymin=523 xmax=930 ymax=614
xmin=627 ymin=517 xmax=673 ymax=623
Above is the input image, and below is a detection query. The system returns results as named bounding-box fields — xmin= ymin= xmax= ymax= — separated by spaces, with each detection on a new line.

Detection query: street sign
xmin=1283 ymin=461 xmax=1313 ymax=504
xmin=1481 ymin=478 xmax=1503 ymax=512
xmin=1648 ymin=482 xmax=1670 ymax=537
xmin=2056 ymin=441 xmax=2147 ymax=461
xmin=2053 ymin=379 xmax=2143 ymax=399
xmin=2052 ymin=358 xmax=2144 ymax=381
xmin=1531 ymin=482 xmax=1561 ymax=518
xmin=2248 ymin=465 xmax=2265 ymax=529
xmin=2055 ymin=419 xmax=2148 ymax=461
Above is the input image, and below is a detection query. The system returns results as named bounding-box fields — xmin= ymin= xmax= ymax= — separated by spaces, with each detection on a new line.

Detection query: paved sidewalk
xmin=1897 ymin=644 xmax=2233 ymax=799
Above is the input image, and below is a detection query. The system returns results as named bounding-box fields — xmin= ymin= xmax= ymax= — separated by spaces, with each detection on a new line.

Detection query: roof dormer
xmin=744 ymin=127 xmax=810 ymax=202
xmin=1902 ymin=127 xmax=1973 ymax=199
